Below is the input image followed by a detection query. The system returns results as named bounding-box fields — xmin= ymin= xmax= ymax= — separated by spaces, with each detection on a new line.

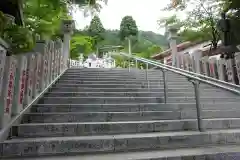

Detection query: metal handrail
xmin=120 ymin=52 xmax=240 ymax=94
xmin=135 ymin=56 xmax=240 ymax=90
xmin=120 ymin=52 xmax=240 ymax=132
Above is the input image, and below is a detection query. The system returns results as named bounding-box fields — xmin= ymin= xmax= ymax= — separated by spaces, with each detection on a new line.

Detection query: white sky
xmin=73 ymin=0 xmax=179 ymax=34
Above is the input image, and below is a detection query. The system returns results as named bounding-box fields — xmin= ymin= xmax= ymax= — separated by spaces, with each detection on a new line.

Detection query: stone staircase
xmin=2 ymin=68 xmax=240 ymax=159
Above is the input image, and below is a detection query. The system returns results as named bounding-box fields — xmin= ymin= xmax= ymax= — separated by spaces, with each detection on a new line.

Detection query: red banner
xmin=6 ymin=63 xmax=14 ymax=113
xmin=19 ymin=70 xmax=26 ymax=104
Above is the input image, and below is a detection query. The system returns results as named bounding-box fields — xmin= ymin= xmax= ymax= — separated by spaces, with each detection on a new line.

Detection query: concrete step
xmin=3 ymin=129 xmax=240 ymax=158
xmin=38 ymin=97 xmax=163 ymax=104
xmin=14 ymin=118 xmax=240 ymax=138
xmin=45 ymin=92 xmax=164 ymax=97
xmin=51 ymin=83 xmax=215 ymax=89
xmin=45 ymin=91 xmax=237 ymax=98
xmin=50 ymin=87 xmax=155 ymax=92
xmin=31 ymin=103 xmax=240 ymax=113
xmin=5 ymin=145 xmax=240 ymax=160
xmin=38 ymin=96 xmax=240 ymax=104
xmin=60 ymin=76 xmax=183 ymax=80
xmin=62 ymin=74 xmax=182 ymax=79
xmin=166 ymin=97 xmax=240 ymax=103
xmin=22 ymin=111 xmax=181 ymax=123
xmin=13 ymin=119 xmax=197 ymax=138
xmin=22 ymin=110 xmax=240 ymax=123
xmin=49 ymin=87 xmax=233 ymax=93
xmin=58 ymin=77 xmax=187 ymax=81
xmin=52 ymin=83 xmax=163 ymax=88
xmin=64 ymin=70 xmax=161 ymax=73
xmin=57 ymin=80 xmax=190 ymax=84
xmin=62 ymin=72 xmax=162 ymax=76
xmin=52 ymin=84 xmax=224 ymax=91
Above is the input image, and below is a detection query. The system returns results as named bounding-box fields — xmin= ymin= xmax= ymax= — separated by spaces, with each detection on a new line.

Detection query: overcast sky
xmin=73 ymin=0 xmax=179 ymax=34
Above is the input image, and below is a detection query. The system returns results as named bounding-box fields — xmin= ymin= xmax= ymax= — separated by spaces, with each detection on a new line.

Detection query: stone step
xmin=31 ymin=103 xmax=240 ymax=113
xmin=50 ymin=87 xmax=158 ymax=92
xmin=62 ymin=72 xmax=162 ymax=76
xmin=57 ymin=80 xmax=189 ymax=84
xmin=60 ymin=76 xmax=183 ymax=79
xmin=62 ymin=74 xmax=181 ymax=78
xmin=5 ymin=145 xmax=240 ymax=160
xmin=58 ymin=77 xmax=187 ymax=81
xmin=52 ymin=84 xmax=222 ymax=91
xmin=22 ymin=110 xmax=240 ymax=123
xmin=52 ymin=83 xmax=163 ymax=88
xmin=13 ymin=118 xmax=240 ymax=138
xmin=51 ymin=84 xmax=213 ymax=89
xmin=64 ymin=70 xmax=161 ymax=73
xmin=38 ymin=97 xmax=163 ymax=104
xmin=13 ymin=119 xmax=197 ymax=138
xmin=166 ymin=97 xmax=240 ymax=103
xmin=2 ymin=129 xmax=240 ymax=158
xmin=22 ymin=111 xmax=181 ymax=123
xmin=64 ymin=71 xmax=177 ymax=76
xmin=61 ymin=73 xmax=182 ymax=77
xmin=38 ymin=97 xmax=240 ymax=104
xmin=45 ymin=91 xmax=237 ymax=98
xmin=45 ymin=92 xmax=164 ymax=97
xmin=49 ymin=87 xmax=229 ymax=93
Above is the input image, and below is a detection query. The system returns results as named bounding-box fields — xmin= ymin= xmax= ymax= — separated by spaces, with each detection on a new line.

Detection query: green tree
xmin=23 ymin=0 xmax=70 ymax=39
xmin=119 ymin=16 xmax=138 ymax=41
xmin=70 ymin=35 xmax=93 ymax=59
xmin=119 ymin=16 xmax=138 ymax=55
xmin=82 ymin=0 xmax=108 ymax=17
xmin=0 ymin=0 xmax=108 ymax=26
xmin=161 ymin=0 xmax=222 ymax=49
xmin=87 ymin=15 xmax=105 ymax=52
xmin=219 ymin=0 xmax=240 ymax=44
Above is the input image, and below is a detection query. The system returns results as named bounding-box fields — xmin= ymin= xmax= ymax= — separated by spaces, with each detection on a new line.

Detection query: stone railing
xmin=0 ymin=37 xmax=67 ymax=130
xmin=172 ymin=52 xmax=240 ymax=85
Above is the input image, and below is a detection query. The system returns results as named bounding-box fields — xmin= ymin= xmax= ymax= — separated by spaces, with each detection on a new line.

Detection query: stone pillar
xmin=33 ymin=40 xmax=48 ymax=91
xmin=31 ymin=51 xmax=41 ymax=98
xmin=216 ymin=58 xmax=226 ymax=81
xmin=55 ymin=39 xmax=62 ymax=74
xmin=0 ymin=55 xmax=17 ymax=128
xmin=168 ymin=25 xmax=178 ymax=68
xmin=184 ymin=54 xmax=193 ymax=72
xmin=235 ymin=52 xmax=240 ymax=82
xmin=178 ymin=54 xmax=184 ymax=69
xmin=12 ymin=54 xmax=27 ymax=116
xmin=191 ymin=50 xmax=203 ymax=74
xmin=200 ymin=56 xmax=210 ymax=76
xmin=226 ymin=58 xmax=236 ymax=84
xmin=62 ymin=20 xmax=75 ymax=69
xmin=208 ymin=56 xmax=219 ymax=79
xmin=0 ymin=45 xmax=7 ymax=97
xmin=23 ymin=52 xmax=35 ymax=106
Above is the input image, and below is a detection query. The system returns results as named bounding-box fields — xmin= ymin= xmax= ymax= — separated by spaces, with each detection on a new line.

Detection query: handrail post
xmin=191 ymin=79 xmax=204 ymax=132
xmin=162 ymin=69 xmax=167 ymax=104
xmin=135 ymin=59 xmax=138 ymax=69
xmin=146 ymin=63 xmax=149 ymax=88
xmin=128 ymin=59 xmax=131 ymax=72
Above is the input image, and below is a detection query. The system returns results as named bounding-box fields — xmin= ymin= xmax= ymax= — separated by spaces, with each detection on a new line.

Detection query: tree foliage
xmin=161 ymin=0 xmax=222 ymax=48
xmin=219 ymin=0 xmax=240 ymax=44
xmin=0 ymin=11 xmax=34 ymax=54
xmin=23 ymin=0 xmax=70 ymax=39
xmin=70 ymin=35 xmax=93 ymax=59
xmin=119 ymin=16 xmax=138 ymax=41
xmin=87 ymin=16 xmax=105 ymax=50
